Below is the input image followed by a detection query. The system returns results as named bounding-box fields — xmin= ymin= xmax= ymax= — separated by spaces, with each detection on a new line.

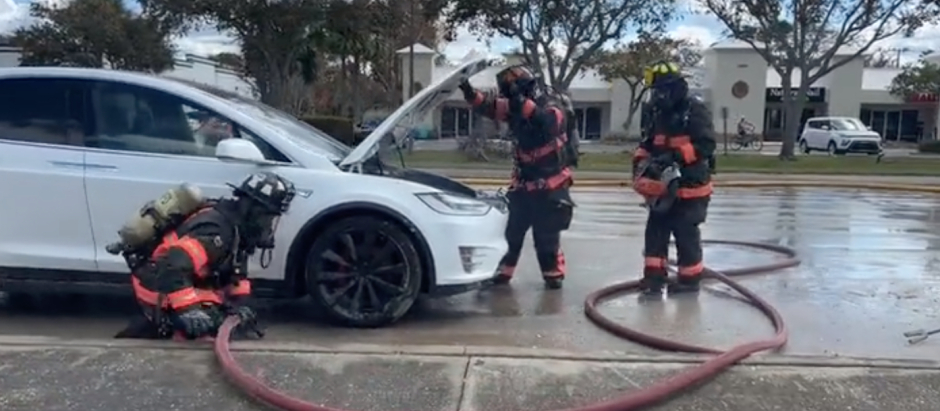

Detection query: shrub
xmin=300 ymin=116 xmax=356 ymax=145
xmin=917 ymin=140 xmax=940 ymax=154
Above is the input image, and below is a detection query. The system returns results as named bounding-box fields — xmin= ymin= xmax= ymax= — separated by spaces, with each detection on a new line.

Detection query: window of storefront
xmin=440 ymin=106 xmax=471 ymax=138
xmin=763 ymin=107 xmax=817 ymax=139
xmin=574 ymin=107 xmax=602 ymax=140
xmin=859 ymin=108 xmax=921 ymax=142
xmin=764 ymin=108 xmax=785 ymax=132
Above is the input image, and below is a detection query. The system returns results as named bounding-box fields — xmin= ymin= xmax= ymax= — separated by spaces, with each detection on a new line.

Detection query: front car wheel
xmin=305 ymin=216 xmax=423 ymax=328
xmin=799 ymin=139 xmax=810 ymax=154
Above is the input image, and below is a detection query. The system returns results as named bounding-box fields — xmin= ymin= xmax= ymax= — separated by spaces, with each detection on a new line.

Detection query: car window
xmin=182 ymin=105 xmax=290 ymax=162
xmin=168 ymin=78 xmax=351 ymax=160
xmin=830 ymin=118 xmax=865 ymax=131
xmin=806 ymin=120 xmax=821 ymax=130
xmin=0 ymin=78 xmax=85 ymax=146
xmin=811 ymin=120 xmax=831 ymax=130
xmin=85 ymin=81 xmax=290 ymax=162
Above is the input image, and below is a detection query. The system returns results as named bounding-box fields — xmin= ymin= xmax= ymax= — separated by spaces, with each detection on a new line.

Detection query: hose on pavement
xmin=214 ymin=239 xmax=798 ymax=411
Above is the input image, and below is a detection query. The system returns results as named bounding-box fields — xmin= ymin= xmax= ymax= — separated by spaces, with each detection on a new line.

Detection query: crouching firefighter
xmin=109 ymin=171 xmax=296 ymax=340
xmin=459 ymin=65 xmax=578 ymax=289
xmin=632 ymin=61 xmax=716 ymax=296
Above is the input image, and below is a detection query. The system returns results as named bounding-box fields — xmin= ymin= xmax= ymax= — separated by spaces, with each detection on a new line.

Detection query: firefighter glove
xmin=507 ymin=93 xmax=527 ymax=117
xmin=176 ymin=308 xmax=215 ymax=338
xmin=228 ymin=304 xmax=257 ymax=324
xmin=227 ymin=304 xmax=264 ymax=339
xmin=458 ymin=80 xmax=475 ymax=101
xmin=633 ymin=177 xmax=667 ymax=198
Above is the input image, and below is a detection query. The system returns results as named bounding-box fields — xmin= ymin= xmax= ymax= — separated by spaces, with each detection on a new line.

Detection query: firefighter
xmin=459 ymin=66 xmax=576 ymax=290
xmin=632 ymin=61 xmax=716 ymax=296
xmin=114 ymin=171 xmax=296 ymax=340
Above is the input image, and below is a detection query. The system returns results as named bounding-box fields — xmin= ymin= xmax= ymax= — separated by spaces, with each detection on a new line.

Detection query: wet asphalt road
xmin=2 ymin=187 xmax=940 ymax=361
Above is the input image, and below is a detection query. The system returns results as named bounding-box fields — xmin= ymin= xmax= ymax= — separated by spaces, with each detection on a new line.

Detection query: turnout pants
xmin=117 ymin=281 xmax=251 ymax=340
xmin=643 ymin=196 xmax=710 ymax=283
xmin=498 ymin=189 xmax=574 ymax=280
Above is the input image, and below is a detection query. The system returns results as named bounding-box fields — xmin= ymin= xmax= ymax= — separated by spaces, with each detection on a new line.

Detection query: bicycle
xmin=731 ymin=133 xmax=764 ymax=151
xmin=730 ymin=119 xmax=762 ymax=151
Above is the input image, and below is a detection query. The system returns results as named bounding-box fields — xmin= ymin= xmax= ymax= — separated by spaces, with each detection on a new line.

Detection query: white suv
xmin=0 ymin=58 xmax=509 ymax=328
xmin=799 ymin=116 xmax=883 ymax=155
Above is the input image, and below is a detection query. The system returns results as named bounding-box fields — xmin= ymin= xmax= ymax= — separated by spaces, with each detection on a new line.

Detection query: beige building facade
xmin=398 ymin=42 xmax=940 ymax=142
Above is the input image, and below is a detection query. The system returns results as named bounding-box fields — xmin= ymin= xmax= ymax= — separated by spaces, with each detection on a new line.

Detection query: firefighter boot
xmin=491 ymin=265 xmax=514 ymax=285
xmin=539 ymin=249 xmax=566 ymax=290
xmin=542 ymin=272 xmax=564 ymax=290
xmin=670 ymin=275 xmax=701 ymax=294
xmin=639 ymin=268 xmax=668 ymax=297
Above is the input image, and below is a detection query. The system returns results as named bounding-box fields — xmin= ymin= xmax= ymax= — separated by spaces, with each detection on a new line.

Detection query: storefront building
xmin=398 ymin=42 xmax=939 ymax=142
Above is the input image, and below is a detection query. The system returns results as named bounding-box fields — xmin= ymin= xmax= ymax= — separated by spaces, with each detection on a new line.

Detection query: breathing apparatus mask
xmin=228 ymin=172 xmax=296 ymax=268
xmin=496 ymin=65 xmax=543 ymax=102
xmin=644 ymin=61 xmax=689 ymax=111
xmin=237 ymin=202 xmax=281 ymax=252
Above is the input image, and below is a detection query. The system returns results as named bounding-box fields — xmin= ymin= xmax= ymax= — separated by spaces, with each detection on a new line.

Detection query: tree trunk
xmin=777 ymin=77 xmax=803 ymax=161
xmin=623 ymin=111 xmax=635 ymax=137
xmin=352 ymin=54 xmax=362 ymax=121
xmin=624 ymin=96 xmax=643 ymax=136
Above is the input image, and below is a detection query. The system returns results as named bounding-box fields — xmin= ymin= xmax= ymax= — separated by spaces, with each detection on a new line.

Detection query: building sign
xmin=765 ymin=87 xmax=826 ymax=103
xmin=907 ymin=92 xmax=938 ymax=103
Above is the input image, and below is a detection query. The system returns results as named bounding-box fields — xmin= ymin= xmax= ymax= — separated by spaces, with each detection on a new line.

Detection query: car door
xmin=804 ymin=120 xmax=822 ymax=148
xmin=816 ymin=120 xmax=834 ymax=148
xmin=0 ymin=77 xmax=98 ymax=271
xmin=80 ymin=79 xmax=293 ymax=274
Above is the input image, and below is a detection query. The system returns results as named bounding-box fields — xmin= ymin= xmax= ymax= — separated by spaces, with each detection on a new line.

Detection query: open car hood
xmin=338 ymin=58 xmax=491 ymax=167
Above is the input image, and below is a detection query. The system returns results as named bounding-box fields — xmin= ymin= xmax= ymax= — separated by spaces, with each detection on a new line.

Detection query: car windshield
xmin=173 ymin=79 xmax=352 ymax=159
xmin=830 ymin=118 xmax=867 ymax=131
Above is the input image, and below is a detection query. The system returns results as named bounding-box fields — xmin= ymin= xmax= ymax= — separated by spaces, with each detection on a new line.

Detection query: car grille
xmin=848 ymin=141 xmax=880 ymax=151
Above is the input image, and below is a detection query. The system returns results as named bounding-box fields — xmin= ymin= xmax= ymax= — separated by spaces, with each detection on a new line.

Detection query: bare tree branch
xmin=448 ymin=0 xmax=677 ymax=91
xmin=588 ymin=33 xmax=703 ymax=135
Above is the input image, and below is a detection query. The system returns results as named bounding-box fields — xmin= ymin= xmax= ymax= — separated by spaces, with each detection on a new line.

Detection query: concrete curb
xmin=1 ymin=336 xmax=938 ymax=370
xmin=459 ymin=179 xmax=940 ymax=192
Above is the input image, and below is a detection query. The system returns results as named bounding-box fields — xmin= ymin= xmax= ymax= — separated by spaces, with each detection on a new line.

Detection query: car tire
xmin=827 ymin=141 xmax=840 ymax=156
xmin=799 ymin=139 xmax=810 ymax=154
xmin=304 ymin=216 xmax=423 ymax=328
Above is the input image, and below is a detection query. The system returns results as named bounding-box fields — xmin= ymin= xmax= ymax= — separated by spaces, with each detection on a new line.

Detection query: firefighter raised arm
xmin=458 ymin=72 xmax=565 ymax=138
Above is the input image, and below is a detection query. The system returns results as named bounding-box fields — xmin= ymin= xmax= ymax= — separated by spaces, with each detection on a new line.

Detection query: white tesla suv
xmin=0 ymin=58 xmax=508 ymax=327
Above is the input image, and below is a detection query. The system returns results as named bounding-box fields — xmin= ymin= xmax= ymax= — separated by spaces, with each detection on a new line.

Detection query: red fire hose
xmin=214 ymin=239 xmax=799 ymax=411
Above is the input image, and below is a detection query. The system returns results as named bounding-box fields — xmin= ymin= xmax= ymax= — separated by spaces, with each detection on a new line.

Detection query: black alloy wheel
xmin=306 ymin=216 xmax=422 ymax=328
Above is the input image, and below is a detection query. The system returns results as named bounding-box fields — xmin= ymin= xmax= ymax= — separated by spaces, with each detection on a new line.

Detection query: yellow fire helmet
xmin=643 ymin=61 xmax=682 ymax=87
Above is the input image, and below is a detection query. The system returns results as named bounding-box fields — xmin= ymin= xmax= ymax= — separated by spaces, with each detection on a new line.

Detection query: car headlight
xmin=415 ymin=192 xmax=492 ymax=216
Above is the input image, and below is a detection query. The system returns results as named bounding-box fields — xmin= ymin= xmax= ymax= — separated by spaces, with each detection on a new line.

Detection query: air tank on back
xmin=116 ymin=183 xmax=205 ymax=249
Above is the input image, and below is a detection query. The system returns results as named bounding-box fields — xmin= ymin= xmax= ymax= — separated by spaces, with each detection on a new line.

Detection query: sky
xmin=1 ymin=0 xmax=939 ymax=65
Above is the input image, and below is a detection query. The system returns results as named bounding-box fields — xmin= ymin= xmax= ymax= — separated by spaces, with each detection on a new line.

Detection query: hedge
xmin=299 ymin=116 xmax=357 ymax=145
xmin=918 ymin=140 xmax=940 ymax=154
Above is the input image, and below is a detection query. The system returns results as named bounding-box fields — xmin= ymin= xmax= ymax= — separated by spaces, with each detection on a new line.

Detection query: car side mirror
xmin=215 ymin=139 xmax=270 ymax=165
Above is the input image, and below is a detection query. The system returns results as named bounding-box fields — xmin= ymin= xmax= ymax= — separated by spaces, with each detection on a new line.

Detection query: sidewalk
xmin=2 ymin=338 xmax=939 ymax=411
xmin=425 ymin=167 xmax=940 ymax=185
